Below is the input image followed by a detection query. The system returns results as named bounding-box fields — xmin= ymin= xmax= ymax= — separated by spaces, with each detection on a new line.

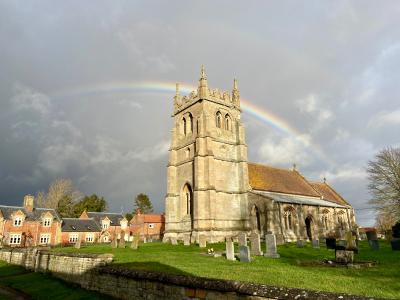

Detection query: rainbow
xmin=51 ymin=80 xmax=332 ymax=165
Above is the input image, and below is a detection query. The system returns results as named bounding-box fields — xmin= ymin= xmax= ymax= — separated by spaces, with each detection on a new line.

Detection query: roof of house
xmin=61 ymin=218 xmax=101 ymax=232
xmin=130 ymin=213 xmax=164 ymax=224
xmin=86 ymin=212 xmax=124 ymax=225
xmin=0 ymin=205 xmax=61 ymax=222
xmin=248 ymin=163 xmax=321 ymax=198
xmin=310 ymin=182 xmax=350 ymax=206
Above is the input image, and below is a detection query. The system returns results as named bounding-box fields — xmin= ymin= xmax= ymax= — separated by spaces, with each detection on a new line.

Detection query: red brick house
xmin=61 ymin=218 xmax=101 ymax=245
xmin=130 ymin=211 xmax=165 ymax=241
xmin=0 ymin=195 xmax=62 ymax=247
xmin=79 ymin=211 xmax=128 ymax=242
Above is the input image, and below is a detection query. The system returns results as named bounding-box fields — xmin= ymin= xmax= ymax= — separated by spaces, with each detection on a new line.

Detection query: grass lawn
xmin=52 ymin=240 xmax=400 ymax=299
xmin=0 ymin=261 xmax=111 ymax=300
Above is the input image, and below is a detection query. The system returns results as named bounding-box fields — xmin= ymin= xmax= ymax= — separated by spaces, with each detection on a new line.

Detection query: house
xmin=130 ymin=211 xmax=165 ymax=241
xmin=0 ymin=195 xmax=62 ymax=247
xmin=61 ymin=218 xmax=101 ymax=245
xmin=79 ymin=211 xmax=128 ymax=242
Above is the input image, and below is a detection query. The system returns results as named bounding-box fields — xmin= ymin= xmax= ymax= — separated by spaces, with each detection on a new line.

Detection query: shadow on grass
xmin=111 ymin=261 xmax=193 ymax=277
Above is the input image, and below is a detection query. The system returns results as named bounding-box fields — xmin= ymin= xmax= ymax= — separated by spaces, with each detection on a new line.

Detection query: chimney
xmin=23 ymin=194 xmax=34 ymax=212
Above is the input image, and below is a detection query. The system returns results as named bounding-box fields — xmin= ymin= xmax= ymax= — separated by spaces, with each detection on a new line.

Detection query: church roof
xmin=248 ymin=163 xmax=321 ymax=198
xmin=309 ymin=182 xmax=350 ymax=206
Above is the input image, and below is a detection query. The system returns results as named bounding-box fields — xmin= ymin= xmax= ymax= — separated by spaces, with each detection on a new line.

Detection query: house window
xmin=10 ymin=234 xmax=22 ymax=245
xmin=40 ymin=234 xmax=50 ymax=245
xmin=43 ymin=218 xmax=51 ymax=227
xmin=69 ymin=233 xmax=79 ymax=243
xmin=103 ymin=236 xmax=109 ymax=242
xmin=102 ymin=222 xmax=109 ymax=230
xmin=14 ymin=217 xmax=22 ymax=227
xmin=148 ymin=224 xmax=155 ymax=229
xmin=85 ymin=233 xmax=94 ymax=243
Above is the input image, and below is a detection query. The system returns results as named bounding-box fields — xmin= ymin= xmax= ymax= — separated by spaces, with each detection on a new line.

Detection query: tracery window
xmin=284 ymin=207 xmax=295 ymax=230
xmin=224 ymin=114 xmax=232 ymax=131
xmin=216 ymin=112 xmax=222 ymax=128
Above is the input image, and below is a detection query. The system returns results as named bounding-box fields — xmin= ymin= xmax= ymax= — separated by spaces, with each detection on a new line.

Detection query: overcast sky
xmin=1 ymin=1 xmax=399 ymax=226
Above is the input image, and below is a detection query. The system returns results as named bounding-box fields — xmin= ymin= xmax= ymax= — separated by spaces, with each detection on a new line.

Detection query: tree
xmin=57 ymin=195 xmax=75 ymax=218
xmin=36 ymin=178 xmax=82 ymax=210
xmin=125 ymin=213 xmax=133 ymax=222
xmin=367 ymin=147 xmax=400 ymax=220
xmin=375 ymin=211 xmax=398 ymax=233
xmin=134 ymin=193 xmax=153 ymax=214
xmin=73 ymin=194 xmax=107 ymax=216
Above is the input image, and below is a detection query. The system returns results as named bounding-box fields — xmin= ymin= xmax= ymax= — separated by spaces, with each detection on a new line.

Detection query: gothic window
xmin=337 ymin=210 xmax=345 ymax=230
xmin=224 ymin=114 xmax=232 ymax=131
xmin=182 ymin=183 xmax=192 ymax=217
xmin=216 ymin=112 xmax=222 ymax=128
xmin=185 ymin=147 xmax=190 ymax=159
xmin=188 ymin=113 xmax=193 ymax=133
xmin=321 ymin=209 xmax=330 ymax=230
xmin=183 ymin=117 xmax=187 ymax=135
xmin=284 ymin=206 xmax=295 ymax=230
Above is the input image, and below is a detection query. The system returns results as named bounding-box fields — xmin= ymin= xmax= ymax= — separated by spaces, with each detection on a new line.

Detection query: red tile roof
xmin=248 ymin=163 xmax=321 ymax=197
xmin=310 ymin=182 xmax=350 ymax=206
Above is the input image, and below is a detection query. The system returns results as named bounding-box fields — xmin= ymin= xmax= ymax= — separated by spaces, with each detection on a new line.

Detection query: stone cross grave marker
xmin=239 ymin=245 xmax=251 ymax=263
xmin=131 ymin=233 xmax=140 ymax=250
xmin=199 ymin=235 xmax=207 ymax=248
xmin=250 ymin=232 xmax=263 ymax=256
xmin=312 ymin=239 xmax=320 ymax=249
xmin=183 ymin=233 xmax=191 ymax=246
xmin=225 ymin=237 xmax=235 ymax=261
xmin=296 ymin=239 xmax=305 ymax=248
xmin=238 ymin=232 xmax=247 ymax=247
xmin=119 ymin=231 xmax=126 ymax=248
xmin=345 ymin=231 xmax=357 ymax=250
xmin=171 ymin=237 xmax=178 ymax=245
xmin=264 ymin=234 xmax=280 ymax=258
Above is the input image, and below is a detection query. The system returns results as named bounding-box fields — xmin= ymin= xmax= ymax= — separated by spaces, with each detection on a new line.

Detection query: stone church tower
xmin=163 ymin=67 xmax=250 ymax=243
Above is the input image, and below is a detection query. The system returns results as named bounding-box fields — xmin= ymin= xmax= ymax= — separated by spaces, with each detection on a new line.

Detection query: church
xmin=163 ymin=67 xmax=357 ymax=244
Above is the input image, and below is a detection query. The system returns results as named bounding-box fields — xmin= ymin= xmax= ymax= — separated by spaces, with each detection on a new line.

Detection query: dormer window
xmin=14 ymin=217 xmax=22 ymax=227
xmin=102 ymin=222 xmax=109 ymax=230
xmin=43 ymin=218 xmax=51 ymax=227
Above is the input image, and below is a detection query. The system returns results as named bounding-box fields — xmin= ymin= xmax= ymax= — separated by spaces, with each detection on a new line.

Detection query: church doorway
xmin=305 ymin=216 xmax=313 ymax=240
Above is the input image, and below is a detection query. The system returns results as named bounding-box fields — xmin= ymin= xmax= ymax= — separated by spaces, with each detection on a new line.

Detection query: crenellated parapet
xmin=173 ymin=66 xmax=241 ymax=115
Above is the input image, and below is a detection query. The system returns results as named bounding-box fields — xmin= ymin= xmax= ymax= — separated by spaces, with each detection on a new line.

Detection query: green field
xmin=0 ymin=261 xmax=111 ymax=300
xmin=51 ymin=240 xmax=400 ymax=299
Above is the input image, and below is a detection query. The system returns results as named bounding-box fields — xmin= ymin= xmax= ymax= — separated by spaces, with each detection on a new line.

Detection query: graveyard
xmin=51 ymin=240 xmax=400 ymax=299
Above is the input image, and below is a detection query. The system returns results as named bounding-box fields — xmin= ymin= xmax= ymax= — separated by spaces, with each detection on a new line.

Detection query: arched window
xmin=224 ymin=114 xmax=231 ymax=131
xmin=182 ymin=183 xmax=192 ymax=217
xmin=337 ymin=210 xmax=345 ymax=230
xmin=185 ymin=147 xmax=190 ymax=158
xmin=216 ymin=112 xmax=222 ymax=128
xmin=188 ymin=113 xmax=193 ymax=134
xmin=284 ymin=206 xmax=295 ymax=230
xmin=182 ymin=117 xmax=187 ymax=135
xmin=321 ymin=209 xmax=330 ymax=230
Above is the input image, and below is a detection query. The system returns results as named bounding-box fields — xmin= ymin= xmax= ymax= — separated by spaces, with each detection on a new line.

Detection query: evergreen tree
xmin=134 ymin=193 xmax=153 ymax=214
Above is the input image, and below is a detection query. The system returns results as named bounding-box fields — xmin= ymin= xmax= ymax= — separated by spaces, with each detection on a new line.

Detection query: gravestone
xmin=345 ymin=232 xmax=357 ymax=250
xmin=131 ymin=234 xmax=140 ymax=250
xmin=296 ymin=239 xmax=305 ymax=248
xmin=368 ymin=239 xmax=379 ymax=251
xmin=264 ymin=234 xmax=280 ymax=258
xmin=74 ymin=236 xmax=81 ymax=249
xmin=238 ymin=232 xmax=247 ymax=246
xmin=336 ymin=250 xmax=354 ymax=264
xmin=171 ymin=237 xmax=178 ymax=245
xmin=183 ymin=234 xmax=191 ymax=246
xmin=225 ymin=237 xmax=235 ymax=261
xmin=239 ymin=245 xmax=251 ymax=263
xmin=143 ymin=236 xmax=147 ymax=243
xmin=119 ymin=231 xmax=126 ymax=248
xmin=111 ymin=236 xmax=118 ymax=248
xmin=275 ymin=233 xmax=285 ymax=245
xmin=337 ymin=240 xmax=347 ymax=248
xmin=250 ymin=232 xmax=263 ymax=256
xmin=312 ymin=239 xmax=320 ymax=249
xmin=199 ymin=235 xmax=207 ymax=248
xmin=326 ymin=237 xmax=336 ymax=249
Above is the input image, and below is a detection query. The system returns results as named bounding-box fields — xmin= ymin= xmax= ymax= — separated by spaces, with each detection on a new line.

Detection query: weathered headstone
xmin=336 ymin=250 xmax=354 ymax=264
xmin=264 ymin=234 xmax=280 ymax=258
xmin=119 ymin=231 xmax=126 ymax=248
xmin=199 ymin=235 xmax=207 ymax=248
xmin=368 ymin=239 xmax=379 ymax=251
xmin=111 ymin=236 xmax=118 ymax=248
xmin=250 ymin=232 xmax=263 ymax=256
xmin=225 ymin=237 xmax=235 ymax=261
xmin=345 ymin=232 xmax=357 ymax=250
xmin=239 ymin=245 xmax=251 ymax=263
xmin=337 ymin=240 xmax=347 ymax=248
xmin=171 ymin=237 xmax=178 ymax=245
xmin=312 ymin=239 xmax=320 ymax=249
xmin=296 ymin=239 xmax=305 ymax=248
xmin=275 ymin=233 xmax=285 ymax=245
xmin=238 ymin=232 xmax=247 ymax=247
xmin=183 ymin=234 xmax=191 ymax=246
xmin=74 ymin=237 xmax=81 ymax=249
xmin=131 ymin=234 xmax=140 ymax=250
xmin=326 ymin=237 xmax=336 ymax=249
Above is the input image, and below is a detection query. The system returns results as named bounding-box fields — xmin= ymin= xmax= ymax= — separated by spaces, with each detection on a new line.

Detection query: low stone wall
xmin=0 ymin=248 xmax=381 ymax=300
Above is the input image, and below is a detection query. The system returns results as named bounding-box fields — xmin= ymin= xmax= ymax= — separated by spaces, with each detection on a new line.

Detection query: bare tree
xmin=36 ymin=178 xmax=82 ymax=210
xmin=375 ymin=211 xmax=398 ymax=233
xmin=367 ymin=147 xmax=400 ymax=220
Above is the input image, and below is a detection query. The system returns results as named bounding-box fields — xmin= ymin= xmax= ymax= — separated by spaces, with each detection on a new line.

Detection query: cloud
xmin=368 ymin=109 xmax=400 ymax=127
xmin=296 ymin=94 xmax=334 ymax=126
xmin=11 ymin=83 xmax=51 ymax=115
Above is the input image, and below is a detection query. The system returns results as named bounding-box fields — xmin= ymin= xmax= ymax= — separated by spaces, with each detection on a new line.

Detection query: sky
xmin=1 ymin=1 xmax=399 ymax=226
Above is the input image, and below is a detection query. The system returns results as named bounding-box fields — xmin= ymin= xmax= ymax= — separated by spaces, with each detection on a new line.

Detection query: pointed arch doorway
xmin=305 ymin=216 xmax=313 ymax=240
